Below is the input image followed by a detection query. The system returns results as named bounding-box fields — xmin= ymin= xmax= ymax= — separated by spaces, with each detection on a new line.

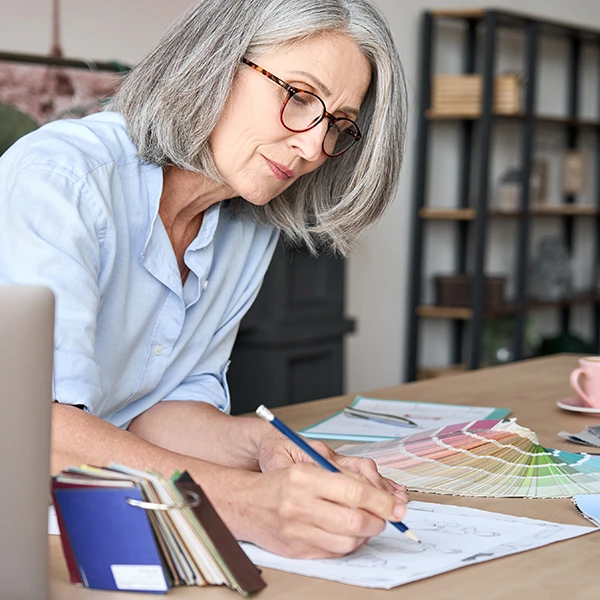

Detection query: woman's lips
xmin=264 ymin=156 xmax=294 ymax=180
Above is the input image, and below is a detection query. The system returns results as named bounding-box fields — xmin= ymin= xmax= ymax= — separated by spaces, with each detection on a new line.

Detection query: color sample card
xmin=340 ymin=418 xmax=600 ymax=498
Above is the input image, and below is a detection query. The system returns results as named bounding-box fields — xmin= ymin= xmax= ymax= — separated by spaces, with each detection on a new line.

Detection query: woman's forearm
xmin=51 ymin=402 xmax=263 ymax=537
xmin=126 ymin=400 xmax=270 ymax=470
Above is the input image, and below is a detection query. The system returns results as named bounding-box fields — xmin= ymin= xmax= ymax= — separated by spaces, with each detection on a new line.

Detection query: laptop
xmin=0 ymin=286 xmax=54 ymax=600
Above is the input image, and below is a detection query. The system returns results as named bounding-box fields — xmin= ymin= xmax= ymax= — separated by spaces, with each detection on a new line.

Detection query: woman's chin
xmin=241 ymin=193 xmax=278 ymax=207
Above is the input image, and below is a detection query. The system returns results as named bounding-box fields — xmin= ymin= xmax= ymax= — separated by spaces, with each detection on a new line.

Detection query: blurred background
xmin=1 ymin=0 xmax=600 ymax=410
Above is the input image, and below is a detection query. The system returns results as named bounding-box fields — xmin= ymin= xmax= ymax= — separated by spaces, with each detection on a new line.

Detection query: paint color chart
xmin=340 ymin=419 xmax=600 ymax=498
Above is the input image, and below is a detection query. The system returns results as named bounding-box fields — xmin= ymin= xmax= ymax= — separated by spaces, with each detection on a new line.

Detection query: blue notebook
xmin=54 ymin=486 xmax=169 ymax=593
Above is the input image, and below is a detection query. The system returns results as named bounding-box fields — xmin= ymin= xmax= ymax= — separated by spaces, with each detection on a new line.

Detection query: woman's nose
xmin=289 ymin=121 xmax=328 ymax=162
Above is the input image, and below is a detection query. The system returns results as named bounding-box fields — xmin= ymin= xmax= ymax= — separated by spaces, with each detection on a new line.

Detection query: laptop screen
xmin=0 ymin=285 xmax=54 ymax=600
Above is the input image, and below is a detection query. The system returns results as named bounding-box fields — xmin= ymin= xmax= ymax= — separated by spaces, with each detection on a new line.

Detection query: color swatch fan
xmin=341 ymin=419 xmax=600 ymax=498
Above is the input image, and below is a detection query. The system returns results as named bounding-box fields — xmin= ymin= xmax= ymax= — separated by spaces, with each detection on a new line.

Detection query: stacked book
xmin=431 ymin=74 xmax=522 ymax=116
xmin=51 ymin=464 xmax=266 ymax=595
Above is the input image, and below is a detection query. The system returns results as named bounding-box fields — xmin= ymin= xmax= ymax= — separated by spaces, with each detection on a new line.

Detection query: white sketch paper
xmin=241 ymin=501 xmax=595 ymax=589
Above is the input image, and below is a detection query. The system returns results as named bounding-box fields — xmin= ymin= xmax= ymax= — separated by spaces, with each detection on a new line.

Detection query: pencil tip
xmin=405 ymin=530 xmax=421 ymax=543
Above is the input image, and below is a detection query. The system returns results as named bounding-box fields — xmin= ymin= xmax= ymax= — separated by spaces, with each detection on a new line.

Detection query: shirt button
xmin=203 ymin=279 xmax=209 ymax=291
xmin=153 ymin=345 xmax=164 ymax=356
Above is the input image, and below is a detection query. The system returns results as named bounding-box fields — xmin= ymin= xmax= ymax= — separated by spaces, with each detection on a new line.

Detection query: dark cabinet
xmin=228 ymin=241 xmax=354 ymax=414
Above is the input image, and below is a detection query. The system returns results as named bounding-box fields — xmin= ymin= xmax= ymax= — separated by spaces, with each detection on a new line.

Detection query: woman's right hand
xmin=223 ymin=462 xmax=408 ymax=558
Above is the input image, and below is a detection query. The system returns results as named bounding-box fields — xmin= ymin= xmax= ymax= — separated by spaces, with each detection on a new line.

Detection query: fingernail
xmin=393 ymin=504 xmax=406 ymax=519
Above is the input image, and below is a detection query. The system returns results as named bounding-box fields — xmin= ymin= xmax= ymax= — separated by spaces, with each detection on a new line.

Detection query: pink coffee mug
xmin=570 ymin=357 xmax=600 ymax=408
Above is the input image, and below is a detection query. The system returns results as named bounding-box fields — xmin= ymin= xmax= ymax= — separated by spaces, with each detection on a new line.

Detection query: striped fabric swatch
xmin=340 ymin=419 xmax=600 ymax=498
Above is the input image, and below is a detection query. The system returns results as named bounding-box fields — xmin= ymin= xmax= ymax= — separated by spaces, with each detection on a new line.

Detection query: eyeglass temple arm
xmin=241 ymin=58 xmax=297 ymax=95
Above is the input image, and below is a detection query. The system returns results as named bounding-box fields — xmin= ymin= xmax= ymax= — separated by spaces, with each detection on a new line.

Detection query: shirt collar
xmin=187 ymin=202 xmax=221 ymax=251
xmin=141 ymin=165 xmax=222 ymax=295
xmin=142 ymin=165 xmax=223 ymax=254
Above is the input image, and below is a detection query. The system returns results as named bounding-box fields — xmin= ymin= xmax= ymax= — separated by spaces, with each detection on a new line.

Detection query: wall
xmin=0 ymin=0 xmax=193 ymax=63
xmin=1 ymin=0 xmax=600 ymax=395
xmin=347 ymin=0 xmax=600 ymax=392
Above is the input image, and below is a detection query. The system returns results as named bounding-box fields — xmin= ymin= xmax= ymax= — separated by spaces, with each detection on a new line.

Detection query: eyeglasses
xmin=242 ymin=58 xmax=362 ymax=158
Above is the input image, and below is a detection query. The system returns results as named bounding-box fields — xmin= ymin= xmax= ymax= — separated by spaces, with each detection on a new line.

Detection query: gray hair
xmin=108 ymin=0 xmax=407 ymax=256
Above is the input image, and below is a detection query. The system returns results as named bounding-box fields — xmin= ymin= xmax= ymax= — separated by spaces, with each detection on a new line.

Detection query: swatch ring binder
xmin=52 ymin=466 xmax=268 ymax=595
xmin=125 ymin=489 xmax=200 ymax=511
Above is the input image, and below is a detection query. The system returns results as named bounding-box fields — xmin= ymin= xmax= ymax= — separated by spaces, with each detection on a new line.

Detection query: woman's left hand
xmin=256 ymin=429 xmax=407 ymax=500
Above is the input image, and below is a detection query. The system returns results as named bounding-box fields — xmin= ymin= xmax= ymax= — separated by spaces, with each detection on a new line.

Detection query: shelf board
xmin=417 ymin=306 xmax=472 ymax=320
xmin=535 ymin=115 xmax=600 ymax=128
xmin=418 ymin=291 xmax=600 ymax=320
xmin=421 ymin=206 xmax=599 ymax=220
xmin=430 ymin=9 xmax=485 ymax=20
xmin=526 ymin=291 xmax=600 ymax=310
xmin=426 ymin=110 xmax=600 ymax=128
xmin=487 ymin=210 xmax=525 ymax=218
xmin=426 ymin=109 xmax=501 ymax=120
xmin=419 ymin=208 xmax=476 ymax=220
xmin=428 ymin=9 xmax=600 ymax=44
xmin=531 ymin=205 xmax=599 ymax=216
xmin=489 ymin=206 xmax=599 ymax=217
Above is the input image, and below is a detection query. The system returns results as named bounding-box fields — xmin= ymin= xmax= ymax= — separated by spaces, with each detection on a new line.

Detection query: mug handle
xmin=570 ymin=368 xmax=594 ymax=407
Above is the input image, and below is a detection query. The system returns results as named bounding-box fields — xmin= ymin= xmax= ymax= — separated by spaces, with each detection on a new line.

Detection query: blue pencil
xmin=256 ymin=405 xmax=419 ymax=544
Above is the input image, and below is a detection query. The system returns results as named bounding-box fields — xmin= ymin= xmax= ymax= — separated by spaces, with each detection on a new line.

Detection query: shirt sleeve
xmin=0 ymin=164 xmax=105 ymax=411
xmin=161 ymin=226 xmax=279 ymax=413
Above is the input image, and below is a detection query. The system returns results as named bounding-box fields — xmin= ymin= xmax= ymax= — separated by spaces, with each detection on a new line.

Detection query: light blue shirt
xmin=0 ymin=112 xmax=278 ymax=427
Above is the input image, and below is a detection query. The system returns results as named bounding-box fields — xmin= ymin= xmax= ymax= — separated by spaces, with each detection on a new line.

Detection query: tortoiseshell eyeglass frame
xmin=241 ymin=57 xmax=362 ymax=157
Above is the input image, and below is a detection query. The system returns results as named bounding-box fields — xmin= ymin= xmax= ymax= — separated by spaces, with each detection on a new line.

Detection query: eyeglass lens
xmin=283 ymin=91 xmax=359 ymax=157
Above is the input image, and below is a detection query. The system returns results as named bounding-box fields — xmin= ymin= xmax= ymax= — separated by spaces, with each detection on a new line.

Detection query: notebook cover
xmin=53 ymin=486 xmax=170 ymax=593
xmin=51 ymin=475 xmax=140 ymax=586
xmin=174 ymin=472 xmax=267 ymax=595
xmin=50 ymin=480 xmax=83 ymax=585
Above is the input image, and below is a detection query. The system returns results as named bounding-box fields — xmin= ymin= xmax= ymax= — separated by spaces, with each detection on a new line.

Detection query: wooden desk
xmin=50 ymin=355 xmax=600 ymax=599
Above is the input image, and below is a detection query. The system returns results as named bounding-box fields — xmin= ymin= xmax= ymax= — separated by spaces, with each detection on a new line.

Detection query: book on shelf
xmin=51 ymin=464 xmax=266 ymax=596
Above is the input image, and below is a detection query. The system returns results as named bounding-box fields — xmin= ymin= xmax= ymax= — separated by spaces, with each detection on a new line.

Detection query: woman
xmin=0 ymin=0 xmax=408 ymax=558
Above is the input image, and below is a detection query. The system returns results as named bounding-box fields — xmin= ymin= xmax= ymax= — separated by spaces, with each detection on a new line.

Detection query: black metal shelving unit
xmin=405 ymin=8 xmax=600 ymax=382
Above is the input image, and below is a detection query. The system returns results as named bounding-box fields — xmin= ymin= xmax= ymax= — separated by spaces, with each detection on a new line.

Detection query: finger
xmin=333 ymin=455 xmax=394 ymax=490
xmin=278 ymin=496 xmax=386 ymax=557
xmin=388 ymin=480 xmax=409 ymax=502
xmin=306 ymin=439 xmax=337 ymax=457
xmin=332 ymin=456 xmax=409 ymax=502
xmin=292 ymin=449 xmax=409 ymax=509
xmin=389 ymin=480 xmax=407 ymax=493
xmin=273 ymin=529 xmax=371 ymax=559
xmin=393 ymin=489 xmax=408 ymax=503
xmin=288 ymin=464 xmax=407 ymax=523
xmin=278 ymin=517 xmax=373 ymax=559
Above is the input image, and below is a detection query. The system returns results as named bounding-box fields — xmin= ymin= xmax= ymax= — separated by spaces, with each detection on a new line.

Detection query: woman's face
xmin=209 ymin=34 xmax=371 ymax=206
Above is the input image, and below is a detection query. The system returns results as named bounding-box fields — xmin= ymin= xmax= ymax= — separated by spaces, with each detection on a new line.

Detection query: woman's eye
xmin=290 ymin=93 xmax=312 ymax=108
